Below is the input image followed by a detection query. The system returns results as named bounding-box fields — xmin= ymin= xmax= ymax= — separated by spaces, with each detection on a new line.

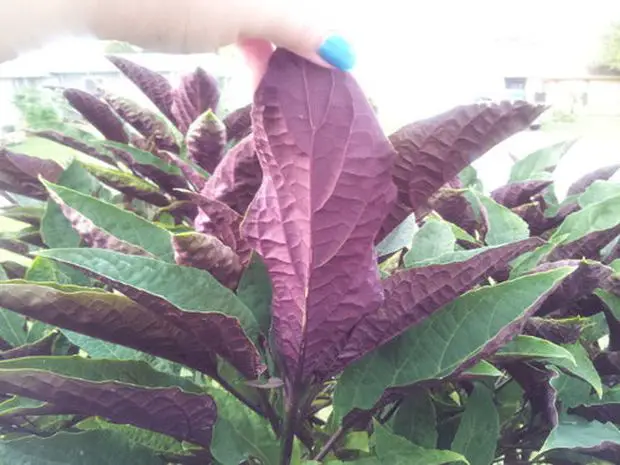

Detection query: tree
xmin=598 ymin=21 xmax=620 ymax=71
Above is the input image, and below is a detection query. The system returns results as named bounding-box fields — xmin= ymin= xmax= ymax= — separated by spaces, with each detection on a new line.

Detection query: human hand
xmin=0 ymin=0 xmax=355 ymax=76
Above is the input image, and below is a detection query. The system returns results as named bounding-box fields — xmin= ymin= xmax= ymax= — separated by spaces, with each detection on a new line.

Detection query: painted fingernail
xmin=318 ymin=35 xmax=356 ymax=71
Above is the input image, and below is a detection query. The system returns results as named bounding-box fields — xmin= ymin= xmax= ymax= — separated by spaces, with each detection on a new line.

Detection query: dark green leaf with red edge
xmin=0 ymin=149 xmax=63 ymax=200
xmin=103 ymin=93 xmax=179 ymax=152
xmin=44 ymin=180 xmax=174 ymax=261
xmin=172 ymin=232 xmax=242 ymax=289
xmin=549 ymin=224 xmax=620 ymax=261
xmin=0 ymin=281 xmax=223 ymax=375
xmin=491 ymin=179 xmax=552 ymax=208
xmin=243 ymin=48 xmax=396 ymax=387
xmin=509 ymin=139 xmax=577 ymax=182
xmin=38 ymin=248 xmax=263 ymax=377
xmin=171 ymin=67 xmax=220 ymax=133
xmin=328 ymin=238 xmax=541 ymax=376
xmin=63 ymin=89 xmax=128 ymax=143
xmin=107 ymin=55 xmax=175 ymax=123
xmin=155 ymin=150 xmax=208 ymax=191
xmin=567 ymin=164 xmax=620 ymax=196
xmin=531 ymin=260 xmax=612 ymax=316
xmin=0 ymin=331 xmax=57 ymax=360
xmin=82 ymin=163 xmax=170 ymax=207
xmin=201 ymin=135 xmax=261 ymax=214
xmin=427 ymin=188 xmax=486 ymax=238
xmin=379 ymin=101 xmax=544 ymax=240
xmin=0 ymin=356 xmax=215 ymax=447
xmin=186 ymin=110 xmax=226 ymax=173
xmin=0 ymin=429 xmax=166 ymax=465
xmin=334 ymin=266 xmax=575 ymax=418
xmin=30 ymin=129 xmax=117 ymax=165
xmin=223 ymin=103 xmax=252 ymax=142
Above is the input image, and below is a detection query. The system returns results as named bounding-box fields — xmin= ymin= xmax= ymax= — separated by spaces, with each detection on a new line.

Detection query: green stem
xmin=279 ymin=397 xmax=299 ymax=465
xmin=313 ymin=426 xmax=346 ymax=462
xmin=214 ymin=373 xmax=265 ymax=418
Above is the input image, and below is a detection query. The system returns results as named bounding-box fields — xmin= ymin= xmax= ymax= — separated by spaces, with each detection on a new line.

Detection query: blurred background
xmin=0 ymin=0 xmax=619 ymax=197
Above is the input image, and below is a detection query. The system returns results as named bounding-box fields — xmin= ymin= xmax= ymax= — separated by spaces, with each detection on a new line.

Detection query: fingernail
xmin=318 ymin=35 xmax=356 ymax=71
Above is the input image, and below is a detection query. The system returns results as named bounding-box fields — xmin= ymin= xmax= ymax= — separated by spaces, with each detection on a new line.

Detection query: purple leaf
xmin=192 ymin=194 xmax=251 ymax=262
xmin=532 ymin=260 xmax=613 ymax=316
xmin=201 ymin=135 xmax=262 ymax=214
xmin=549 ymin=225 xmax=620 ymax=261
xmin=242 ymin=49 xmax=396 ymax=387
xmin=171 ymin=67 xmax=220 ymax=133
xmin=567 ymin=164 xmax=620 ymax=196
xmin=0 ymin=238 xmax=29 ymax=257
xmin=428 ymin=188 xmax=487 ymax=237
xmin=329 ymin=238 xmax=542 ymax=376
xmin=172 ymin=232 xmax=242 ymax=289
xmin=379 ymin=101 xmax=545 ymax=240
xmin=0 ymin=359 xmax=216 ymax=447
xmin=63 ymin=89 xmax=128 ymax=143
xmin=103 ymin=93 xmax=179 ymax=152
xmin=0 ymin=149 xmax=63 ymax=199
xmin=0 ymin=281 xmax=223 ymax=375
xmin=107 ymin=55 xmax=175 ymax=122
xmin=523 ymin=317 xmax=582 ymax=345
xmin=156 ymin=151 xmax=208 ymax=191
xmin=223 ymin=104 xmax=252 ymax=142
xmin=491 ymin=180 xmax=552 ymax=208
xmin=186 ymin=110 xmax=226 ymax=173
xmin=0 ymin=261 xmax=26 ymax=279
xmin=30 ymin=130 xmax=116 ymax=165
xmin=0 ymin=332 xmax=56 ymax=360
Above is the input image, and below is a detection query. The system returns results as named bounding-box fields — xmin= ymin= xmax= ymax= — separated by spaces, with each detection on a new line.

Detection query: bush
xmin=0 ymin=49 xmax=619 ymax=465
xmin=12 ymin=87 xmax=66 ymax=130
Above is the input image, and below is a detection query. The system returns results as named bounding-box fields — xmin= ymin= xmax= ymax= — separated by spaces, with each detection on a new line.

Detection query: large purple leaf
xmin=0 ymin=281 xmax=220 ymax=375
xmin=103 ymin=93 xmax=179 ymax=152
xmin=0 ymin=357 xmax=215 ymax=447
xmin=0 ymin=149 xmax=63 ymax=200
xmin=107 ymin=55 xmax=175 ymax=123
xmin=491 ymin=180 xmax=552 ymax=208
xmin=242 ymin=49 xmax=396 ymax=386
xmin=567 ymin=164 xmax=620 ymax=196
xmin=63 ymin=89 xmax=128 ymax=144
xmin=186 ymin=110 xmax=226 ymax=173
xmin=379 ymin=101 xmax=544 ymax=240
xmin=172 ymin=232 xmax=242 ymax=289
xmin=223 ymin=104 xmax=252 ymax=142
xmin=201 ymin=136 xmax=262 ymax=214
xmin=532 ymin=260 xmax=612 ymax=316
xmin=549 ymin=225 xmax=620 ymax=261
xmin=30 ymin=130 xmax=116 ymax=165
xmin=171 ymin=67 xmax=220 ymax=133
xmin=327 ymin=238 xmax=542 ymax=376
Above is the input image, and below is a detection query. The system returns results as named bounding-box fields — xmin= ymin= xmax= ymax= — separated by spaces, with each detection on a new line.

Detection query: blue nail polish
xmin=318 ymin=35 xmax=355 ymax=71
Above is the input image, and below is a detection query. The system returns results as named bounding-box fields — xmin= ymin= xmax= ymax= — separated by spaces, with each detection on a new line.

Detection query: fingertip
xmin=237 ymin=38 xmax=274 ymax=88
xmin=316 ymin=35 xmax=356 ymax=71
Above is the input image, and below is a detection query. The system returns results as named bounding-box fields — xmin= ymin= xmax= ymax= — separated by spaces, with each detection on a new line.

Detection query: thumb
xmin=238 ymin=0 xmax=356 ymax=71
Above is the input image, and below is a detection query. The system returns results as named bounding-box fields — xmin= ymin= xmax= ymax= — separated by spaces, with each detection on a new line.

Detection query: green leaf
xmin=102 ymin=141 xmax=182 ymax=176
xmin=373 ymin=421 xmax=468 ymax=465
xmin=509 ymin=242 xmax=555 ymax=278
xmin=462 ymin=361 xmax=503 ymax=378
xmin=44 ymin=181 xmax=174 ymax=261
xmin=236 ymin=253 xmax=272 ymax=336
xmin=509 ymin=139 xmax=575 ymax=182
xmin=476 ymin=193 xmax=530 ymax=246
xmin=63 ymin=330 xmax=148 ymax=360
xmin=551 ymin=369 xmax=593 ymax=409
xmin=495 ymin=335 xmax=576 ymax=365
xmin=209 ymin=387 xmax=279 ymax=465
xmin=556 ymin=342 xmax=603 ymax=398
xmin=0 ymin=395 xmax=45 ymax=416
xmin=334 ymin=267 xmax=574 ymax=418
xmin=579 ymin=180 xmax=620 ymax=208
xmin=391 ymin=389 xmax=437 ymax=448
xmin=39 ymin=248 xmax=259 ymax=341
xmin=550 ymin=194 xmax=620 ymax=245
xmin=376 ymin=213 xmax=418 ymax=257
xmin=77 ymin=417 xmax=186 ymax=455
xmin=40 ymin=160 xmax=113 ymax=249
xmin=0 ymin=307 xmax=26 ymax=347
xmin=451 ymin=383 xmax=499 ymax=465
xmin=0 ymin=356 xmax=202 ymax=393
xmin=404 ymin=218 xmax=455 ymax=266
xmin=0 ymin=430 xmax=164 ymax=465
xmin=343 ymin=431 xmax=370 ymax=453
xmin=539 ymin=415 xmax=620 ymax=457
xmin=596 ymin=288 xmax=620 ymax=320
xmin=459 ymin=166 xmax=483 ymax=191
xmin=26 ymin=256 xmax=92 ymax=286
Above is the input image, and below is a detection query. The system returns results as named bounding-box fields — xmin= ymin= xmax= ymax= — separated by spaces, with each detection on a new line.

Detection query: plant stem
xmin=279 ymin=397 xmax=299 ymax=465
xmin=257 ymin=389 xmax=281 ymax=436
xmin=214 ymin=374 xmax=265 ymax=418
xmin=313 ymin=426 xmax=346 ymax=462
